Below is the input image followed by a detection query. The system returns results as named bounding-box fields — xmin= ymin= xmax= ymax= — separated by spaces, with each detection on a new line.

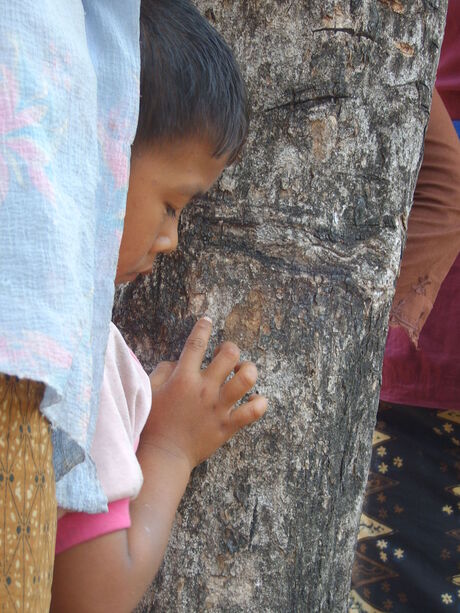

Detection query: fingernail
xmin=255 ymin=397 xmax=268 ymax=411
xmin=202 ymin=315 xmax=212 ymax=323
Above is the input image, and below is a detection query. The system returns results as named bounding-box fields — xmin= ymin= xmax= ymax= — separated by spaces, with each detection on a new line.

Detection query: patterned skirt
xmin=350 ymin=402 xmax=460 ymax=612
xmin=0 ymin=374 xmax=56 ymax=612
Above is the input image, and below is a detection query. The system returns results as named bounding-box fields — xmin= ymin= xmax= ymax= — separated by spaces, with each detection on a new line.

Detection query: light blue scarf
xmin=0 ymin=0 xmax=140 ymax=512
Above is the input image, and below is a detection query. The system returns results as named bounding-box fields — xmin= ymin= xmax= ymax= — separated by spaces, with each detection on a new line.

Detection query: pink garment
xmin=56 ymin=323 xmax=152 ymax=554
xmin=56 ymin=499 xmax=131 ymax=555
xmin=381 ymin=254 xmax=460 ymax=411
xmin=436 ymin=0 xmax=460 ymax=120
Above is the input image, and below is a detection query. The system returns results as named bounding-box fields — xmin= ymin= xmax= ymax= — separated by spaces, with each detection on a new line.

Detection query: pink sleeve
xmin=55 ymin=498 xmax=131 ymax=555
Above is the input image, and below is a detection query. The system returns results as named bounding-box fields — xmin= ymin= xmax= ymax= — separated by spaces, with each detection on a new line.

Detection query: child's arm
xmin=51 ymin=318 xmax=267 ymax=613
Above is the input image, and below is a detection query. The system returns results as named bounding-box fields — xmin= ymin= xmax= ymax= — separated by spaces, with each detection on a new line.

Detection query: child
xmin=50 ymin=1 xmax=267 ymax=611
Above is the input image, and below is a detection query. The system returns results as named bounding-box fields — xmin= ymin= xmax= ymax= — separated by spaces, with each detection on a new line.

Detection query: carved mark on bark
xmin=262 ymin=94 xmax=350 ymax=115
xmin=312 ymin=27 xmax=376 ymax=42
xmin=249 ymin=499 xmax=258 ymax=547
xmin=310 ymin=116 xmax=338 ymax=161
xmin=224 ymin=290 xmax=264 ymax=350
xmin=393 ymin=41 xmax=415 ymax=57
xmin=378 ymin=0 xmax=405 ymax=14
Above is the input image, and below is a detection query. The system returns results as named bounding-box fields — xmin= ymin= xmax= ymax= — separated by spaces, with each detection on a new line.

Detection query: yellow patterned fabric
xmin=350 ymin=403 xmax=460 ymax=612
xmin=0 ymin=375 xmax=56 ymax=611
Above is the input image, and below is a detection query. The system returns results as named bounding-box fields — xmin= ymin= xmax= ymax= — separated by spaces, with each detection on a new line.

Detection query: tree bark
xmin=114 ymin=1 xmax=447 ymax=611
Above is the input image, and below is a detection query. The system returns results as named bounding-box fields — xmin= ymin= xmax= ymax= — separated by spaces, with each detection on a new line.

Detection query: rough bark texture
xmin=113 ymin=1 xmax=446 ymax=611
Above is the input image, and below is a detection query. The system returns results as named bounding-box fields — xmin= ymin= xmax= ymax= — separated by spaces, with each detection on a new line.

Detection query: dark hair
xmin=135 ymin=0 xmax=249 ymax=163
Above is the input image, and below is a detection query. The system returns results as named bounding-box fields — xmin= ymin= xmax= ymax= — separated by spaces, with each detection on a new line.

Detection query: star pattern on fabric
xmin=440 ymin=549 xmax=451 ymax=560
xmin=443 ymin=424 xmax=454 ymax=433
xmin=381 ymin=581 xmax=391 ymax=593
xmin=352 ymin=405 xmax=460 ymax=612
xmin=383 ymin=598 xmax=393 ymax=610
xmin=412 ymin=274 xmax=432 ymax=295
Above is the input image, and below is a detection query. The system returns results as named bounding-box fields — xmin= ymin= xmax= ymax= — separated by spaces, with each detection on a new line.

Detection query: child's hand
xmin=52 ymin=320 xmax=266 ymax=613
xmin=142 ymin=317 xmax=268 ymax=472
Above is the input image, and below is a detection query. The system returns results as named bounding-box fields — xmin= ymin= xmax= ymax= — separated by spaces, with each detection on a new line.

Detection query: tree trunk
xmin=114 ymin=1 xmax=446 ymax=611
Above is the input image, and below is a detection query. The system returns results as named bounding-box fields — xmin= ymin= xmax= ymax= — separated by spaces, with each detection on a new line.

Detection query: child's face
xmin=115 ymin=138 xmax=228 ymax=284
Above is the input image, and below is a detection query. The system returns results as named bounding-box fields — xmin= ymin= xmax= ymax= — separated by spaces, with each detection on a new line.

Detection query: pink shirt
xmin=436 ymin=0 xmax=460 ymax=120
xmin=56 ymin=324 xmax=152 ymax=554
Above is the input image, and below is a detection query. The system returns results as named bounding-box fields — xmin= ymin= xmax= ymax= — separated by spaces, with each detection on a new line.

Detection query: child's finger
xmin=212 ymin=342 xmax=237 ymax=359
xmin=219 ymin=361 xmax=257 ymax=407
xmin=149 ymin=361 xmax=176 ymax=390
xmin=178 ymin=317 xmax=212 ymax=371
xmin=228 ymin=395 xmax=268 ymax=433
xmin=205 ymin=341 xmax=240 ymax=383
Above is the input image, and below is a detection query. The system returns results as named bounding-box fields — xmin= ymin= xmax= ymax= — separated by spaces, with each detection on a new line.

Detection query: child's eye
xmin=165 ymin=203 xmax=176 ymax=219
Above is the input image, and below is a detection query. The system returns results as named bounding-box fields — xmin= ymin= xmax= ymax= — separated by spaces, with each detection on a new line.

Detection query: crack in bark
xmin=207 ymin=242 xmax=369 ymax=290
xmin=312 ymin=27 xmax=376 ymax=42
xmin=262 ymin=94 xmax=351 ymax=115
xmin=335 ymin=171 xmax=390 ymax=185
xmin=249 ymin=500 xmax=258 ymax=546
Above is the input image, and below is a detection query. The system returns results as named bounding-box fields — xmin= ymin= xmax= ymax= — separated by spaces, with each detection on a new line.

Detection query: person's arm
xmin=51 ymin=318 xmax=267 ymax=613
xmin=389 ymin=88 xmax=460 ymax=344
